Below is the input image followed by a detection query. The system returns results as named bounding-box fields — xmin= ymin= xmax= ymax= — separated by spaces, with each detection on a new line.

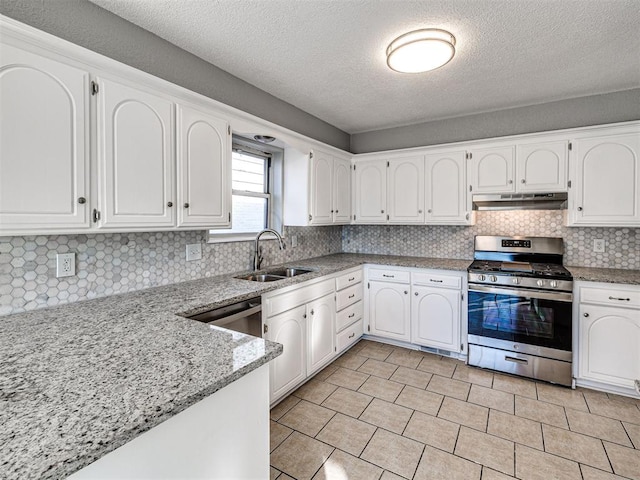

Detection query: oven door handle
xmin=468 ymin=284 xmax=572 ymax=302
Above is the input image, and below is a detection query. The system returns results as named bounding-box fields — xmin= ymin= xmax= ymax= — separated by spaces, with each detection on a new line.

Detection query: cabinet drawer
xmin=368 ymin=268 xmax=410 ymax=283
xmin=336 ymin=269 xmax=363 ymax=291
xmin=412 ymin=272 xmax=461 ymax=289
xmin=336 ymin=284 xmax=363 ymax=311
xmin=580 ymin=287 xmax=640 ymax=308
xmin=336 ymin=319 xmax=363 ymax=353
xmin=336 ymin=301 xmax=363 ymax=332
xmin=264 ymin=278 xmax=334 ymax=317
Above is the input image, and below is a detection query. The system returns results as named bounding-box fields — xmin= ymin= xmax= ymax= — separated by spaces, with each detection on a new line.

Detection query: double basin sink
xmin=235 ymin=267 xmax=314 ymax=282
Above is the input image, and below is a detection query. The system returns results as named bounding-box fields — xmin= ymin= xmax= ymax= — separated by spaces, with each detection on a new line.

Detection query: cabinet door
xmin=353 ymin=161 xmax=386 ymax=223
xmin=425 ymin=151 xmax=468 ymax=224
xmin=333 ymin=158 xmax=351 ymax=224
xmin=572 ymin=133 xmax=640 ymax=226
xmin=0 ymin=43 xmax=89 ymax=230
xmin=98 ymin=77 xmax=175 ymax=228
xmin=388 ymin=157 xmax=424 ymax=223
xmin=412 ymin=286 xmax=460 ymax=352
xmin=516 ymin=141 xmax=568 ymax=193
xmin=368 ymin=281 xmax=411 ymax=341
xmin=309 ymin=151 xmax=333 ymax=225
xmin=469 ymin=146 xmax=515 ymax=193
xmin=266 ymin=305 xmax=307 ymax=401
xmin=579 ymin=304 xmax=640 ymax=389
xmin=177 ymin=105 xmax=230 ymax=228
xmin=307 ymin=293 xmax=336 ymax=375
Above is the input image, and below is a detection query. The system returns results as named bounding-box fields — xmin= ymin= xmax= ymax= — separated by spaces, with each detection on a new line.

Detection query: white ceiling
xmin=89 ymin=0 xmax=640 ymax=134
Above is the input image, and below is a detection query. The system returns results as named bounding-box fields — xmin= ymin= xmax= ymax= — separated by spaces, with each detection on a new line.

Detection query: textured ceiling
xmin=89 ymin=0 xmax=640 ymax=134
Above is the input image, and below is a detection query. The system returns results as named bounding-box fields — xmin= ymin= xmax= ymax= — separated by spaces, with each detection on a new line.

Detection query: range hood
xmin=472 ymin=192 xmax=568 ymax=211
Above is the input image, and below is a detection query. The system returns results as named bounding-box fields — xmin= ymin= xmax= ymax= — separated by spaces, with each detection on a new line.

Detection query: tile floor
xmin=269 ymin=340 xmax=640 ymax=480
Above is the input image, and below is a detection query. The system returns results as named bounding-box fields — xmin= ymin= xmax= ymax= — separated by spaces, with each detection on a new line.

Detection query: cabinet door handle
xmin=521 ymin=179 xmax=526 ymax=184
xmin=404 ymin=290 xmax=408 ymax=295
xmin=167 ymin=201 xmax=173 ymax=207
xmin=427 ymin=209 xmax=431 ymax=213
xmin=78 ymin=197 xmax=86 ymax=204
xmin=184 ymin=203 xmax=190 ymax=208
xmin=418 ymin=209 xmax=423 ymax=213
xmin=508 ymin=179 xmax=513 ymax=184
xmin=577 ymin=207 xmax=583 ymax=211
xmin=583 ymin=313 xmax=589 ymax=317
xmin=608 ymin=296 xmax=630 ymax=301
xmin=310 ymin=309 xmax=314 ymax=315
xmin=381 ymin=210 xmax=385 ymax=214
xmin=414 ymin=292 xmax=419 ymax=296
xmin=263 ymin=324 xmax=269 ymax=334
xmin=303 ymin=313 xmax=307 ymax=319
xmin=335 ymin=210 xmax=338 ymax=214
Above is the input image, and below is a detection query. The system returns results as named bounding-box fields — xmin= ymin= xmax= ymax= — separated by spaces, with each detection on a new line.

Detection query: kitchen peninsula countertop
xmin=2 ymin=253 xmax=638 ymax=479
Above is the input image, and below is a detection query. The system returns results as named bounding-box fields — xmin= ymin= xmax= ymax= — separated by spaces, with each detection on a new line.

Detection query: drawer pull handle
xmin=430 ymin=279 xmax=443 ymax=283
xmin=348 ymin=333 xmax=355 ymax=339
xmin=382 ymin=274 xmax=394 ymax=278
xmin=348 ymin=277 xmax=355 ymax=281
xmin=609 ymin=296 xmax=630 ymax=301
xmin=348 ymin=313 xmax=355 ymax=318
xmin=505 ymin=356 xmax=528 ymax=365
xmin=348 ymin=294 xmax=355 ymax=299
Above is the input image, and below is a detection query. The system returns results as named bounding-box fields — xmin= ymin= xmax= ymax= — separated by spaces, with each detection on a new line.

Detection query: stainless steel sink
xmin=265 ymin=267 xmax=314 ymax=277
xmin=235 ymin=274 xmax=284 ymax=282
xmin=235 ymin=267 xmax=314 ymax=282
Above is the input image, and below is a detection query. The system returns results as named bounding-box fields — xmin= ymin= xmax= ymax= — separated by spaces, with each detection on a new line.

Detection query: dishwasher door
xmin=188 ymin=297 xmax=262 ymax=338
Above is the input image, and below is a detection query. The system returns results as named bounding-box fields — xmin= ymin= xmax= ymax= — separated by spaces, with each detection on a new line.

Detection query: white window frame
xmin=208 ymin=136 xmax=283 ymax=243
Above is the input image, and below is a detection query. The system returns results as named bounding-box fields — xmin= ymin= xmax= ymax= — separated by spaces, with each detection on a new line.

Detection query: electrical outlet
xmin=186 ymin=243 xmax=202 ymax=261
xmin=593 ymin=239 xmax=605 ymax=253
xmin=291 ymin=235 xmax=298 ymax=248
xmin=56 ymin=253 xmax=75 ymax=278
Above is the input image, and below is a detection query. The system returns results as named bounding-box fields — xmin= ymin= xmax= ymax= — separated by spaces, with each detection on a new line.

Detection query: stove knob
xmin=512 ymin=277 xmax=520 ymax=285
xmin=550 ymin=280 xmax=558 ymax=288
xmin=536 ymin=279 xmax=545 ymax=287
xmin=489 ymin=275 xmax=497 ymax=282
xmin=478 ymin=274 xmax=486 ymax=281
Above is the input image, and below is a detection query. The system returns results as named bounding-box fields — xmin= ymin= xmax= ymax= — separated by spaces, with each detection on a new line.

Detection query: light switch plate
xmin=186 ymin=243 xmax=202 ymax=261
xmin=291 ymin=235 xmax=298 ymax=248
xmin=593 ymin=239 xmax=605 ymax=253
xmin=56 ymin=253 xmax=75 ymax=278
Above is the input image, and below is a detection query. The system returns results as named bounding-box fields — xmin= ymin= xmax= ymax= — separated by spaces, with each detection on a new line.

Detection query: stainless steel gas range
xmin=467 ymin=236 xmax=573 ymax=386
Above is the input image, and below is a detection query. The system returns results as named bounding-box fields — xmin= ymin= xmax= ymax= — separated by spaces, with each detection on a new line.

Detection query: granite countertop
xmin=566 ymin=266 xmax=640 ymax=285
xmin=2 ymin=252 xmax=637 ymax=479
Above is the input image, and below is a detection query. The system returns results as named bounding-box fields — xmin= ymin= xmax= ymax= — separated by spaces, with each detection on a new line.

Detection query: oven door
xmin=468 ymin=284 xmax=572 ymax=352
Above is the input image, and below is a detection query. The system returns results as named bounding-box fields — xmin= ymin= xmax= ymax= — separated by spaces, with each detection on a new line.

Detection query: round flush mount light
xmin=386 ymin=28 xmax=456 ymax=73
xmin=253 ymin=135 xmax=276 ymax=143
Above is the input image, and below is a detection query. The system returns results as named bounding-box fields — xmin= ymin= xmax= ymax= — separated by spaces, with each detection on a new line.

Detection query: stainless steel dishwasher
xmin=188 ymin=297 xmax=262 ymax=338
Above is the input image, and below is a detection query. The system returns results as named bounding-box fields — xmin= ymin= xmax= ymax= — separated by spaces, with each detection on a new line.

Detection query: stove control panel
xmin=468 ymin=273 xmax=573 ymax=292
xmin=501 ymin=239 xmax=531 ymax=248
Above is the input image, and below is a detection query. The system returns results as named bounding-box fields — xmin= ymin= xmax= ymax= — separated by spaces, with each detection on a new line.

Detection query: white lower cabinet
xmin=307 ymin=293 xmax=336 ymax=376
xmin=412 ymin=286 xmax=461 ymax=352
xmin=264 ymin=278 xmax=335 ymax=404
xmin=576 ymin=282 xmax=640 ymax=396
xmin=367 ymin=274 xmax=411 ymax=342
xmin=266 ymin=305 xmax=307 ymax=401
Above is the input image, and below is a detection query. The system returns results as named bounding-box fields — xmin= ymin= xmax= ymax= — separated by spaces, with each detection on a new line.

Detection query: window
xmin=209 ymin=136 xmax=283 ymax=241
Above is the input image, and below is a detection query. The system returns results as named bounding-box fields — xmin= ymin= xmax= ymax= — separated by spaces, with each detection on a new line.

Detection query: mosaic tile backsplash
xmin=342 ymin=211 xmax=640 ymax=270
xmin=2 ymin=211 xmax=639 ymax=316
xmin=0 ymin=226 xmax=341 ymax=316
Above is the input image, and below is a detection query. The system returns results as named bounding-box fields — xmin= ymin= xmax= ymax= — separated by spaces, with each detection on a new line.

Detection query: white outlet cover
xmin=593 ymin=239 xmax=605 ymax=253
xmin=186 ymin=243 xmax=202 ymax=261
xmin=56 ymin=253 xmax=75 ymax=278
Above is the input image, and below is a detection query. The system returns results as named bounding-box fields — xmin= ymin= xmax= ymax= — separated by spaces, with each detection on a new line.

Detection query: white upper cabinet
xmin=333 ymin=157 xmax=351 ymax=223
xmin=177 ymin=105 xmax=230 ymax=228
xmin=388 ymin=157 xmax=424 ymax=223
xmin=98 ymin=77 xmax=175 ymax=228
xmin=468 ymin=146 xmax=516 ymax=194
xmin=309 ymin=150 xmax=334 ymax=225
xmin=569 ymin=128 xmax=640 ymax=226
xmin=516 ymin=141 xmax=568 ymax=192
xmin=424 ymin=150 xmax=470 ymax=224
xmin=353 ymin=160 xmax=387 ymax=223
xmin=0 ymin=43 xmax=90 ymax=231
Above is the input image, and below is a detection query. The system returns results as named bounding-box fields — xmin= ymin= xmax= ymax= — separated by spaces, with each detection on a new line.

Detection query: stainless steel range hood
xmin=472 ymin=192 xmax=568 ymax=211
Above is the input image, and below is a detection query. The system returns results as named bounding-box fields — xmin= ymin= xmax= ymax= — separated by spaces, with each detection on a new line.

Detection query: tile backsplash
xmin=0 ymin=226 xmax=341 ymax=316
xmin=342 ymin=211 xmax=640 ymax=269
xmin=2 ymin=211 xmax=639 ymax=316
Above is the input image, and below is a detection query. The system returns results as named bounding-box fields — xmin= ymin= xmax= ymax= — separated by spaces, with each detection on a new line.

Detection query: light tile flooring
xmin=269 ymin=340 xmax=640 ymax=480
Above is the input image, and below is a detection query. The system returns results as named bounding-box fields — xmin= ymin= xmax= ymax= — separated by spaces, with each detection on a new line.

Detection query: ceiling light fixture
xmin=386 ymin=28 xmax=456 ymax=73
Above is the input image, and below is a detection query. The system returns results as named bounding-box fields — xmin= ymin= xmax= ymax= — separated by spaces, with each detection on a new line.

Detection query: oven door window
xmin=468 ymin=289 xmax=572 ymax=351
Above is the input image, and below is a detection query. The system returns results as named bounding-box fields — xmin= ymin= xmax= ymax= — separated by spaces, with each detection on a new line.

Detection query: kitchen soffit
xmin=89 ymin=0 xmax=640 ymax=134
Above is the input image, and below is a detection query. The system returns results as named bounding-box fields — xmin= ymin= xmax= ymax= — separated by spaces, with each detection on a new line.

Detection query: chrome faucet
xmin=253 ymin=229 xmax=286 ymax=271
